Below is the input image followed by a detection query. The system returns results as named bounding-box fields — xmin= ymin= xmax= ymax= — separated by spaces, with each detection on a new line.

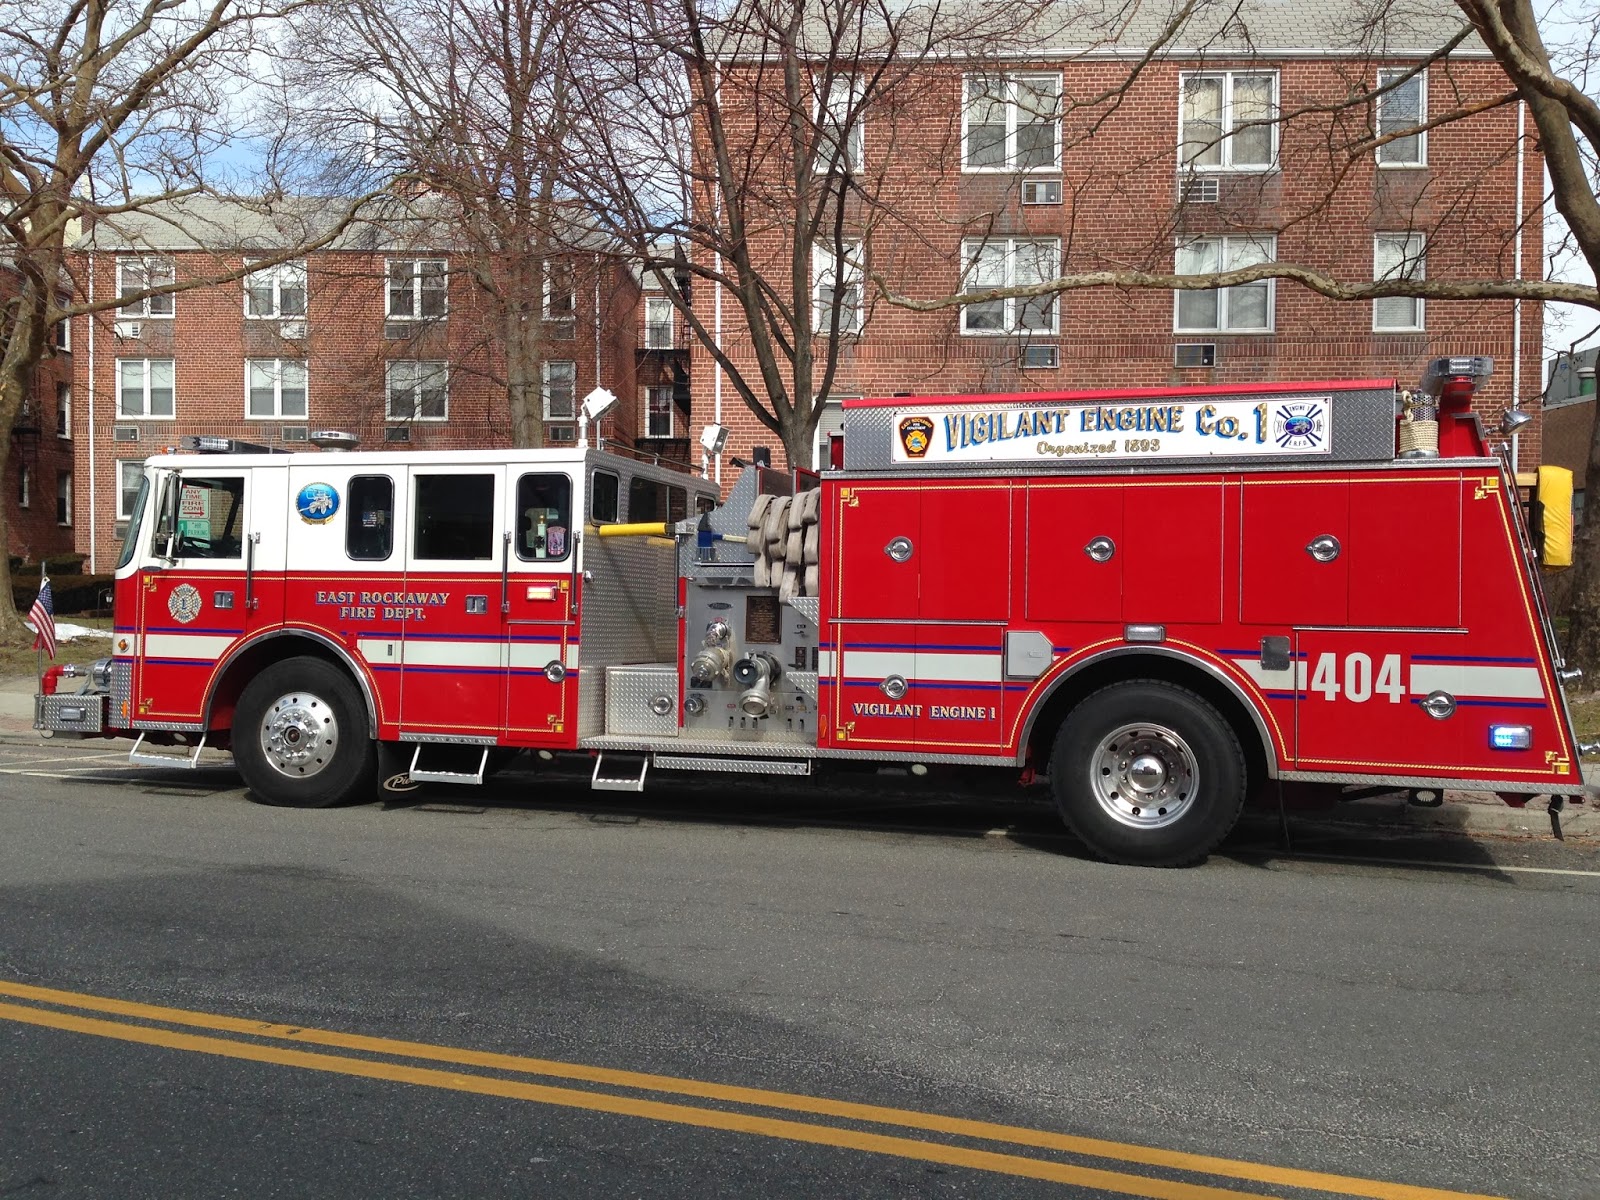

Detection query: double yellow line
xmin=0 ymin=979 xmax=1500 ymax=1200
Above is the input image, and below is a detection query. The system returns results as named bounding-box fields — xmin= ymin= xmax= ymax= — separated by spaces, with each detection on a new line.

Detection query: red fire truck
xmin=37 ymin=357 xmax=1588 ymax=865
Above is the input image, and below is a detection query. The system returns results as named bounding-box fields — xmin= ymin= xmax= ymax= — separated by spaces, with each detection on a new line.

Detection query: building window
xmin=1174 ymin=235 xmax=1276 ymax=333
xmin=645 ymin=296 xmax=675 ymax=349
xmin=1373 ymin=233 xmax=1426 ymax=330
xmin=644 ymin=386 xmax=674 ymax=437
xmin=117 ymin=461 xmax=143 ymax=521
xmin=960 ymin=238 xmax=1059 ymax=335
xmin=17 ymin=465 xmax=29 ymax=509
xmin=56 ymin=382 xmax=70 ymax=438
xmin=1376 ymin=69 xmax=1426 ymax=167
xmin=57 ymin=471 xmax=72 ymax=526
xmin=817 ymin=75 xmax=864 ymax=170
xmin=387 ymin=259 xmax=448 ymax=319
xmin=543 ymin=260 xmax=576 ymax=338
xmin=386 ymin=360 xmax=448 ymax=420
xmin=543 ymin=360 xmax=576 ymax=420
xmin=963 ymin=73 xmax=1060 ymax=171
xmin=813 ymin=240 xmax=863 ymax=334
xmin=247 ymin=359 xmax=308 ymax=418
xmin=54 ymin=314 xmax=70 ymax=352
xmin=1179 ymin=72 xmax=1277 ymax=171
xmin=118 ymin=358 xmax=175 ymax=418
xmin=244 ymin=259 xmax=307 ymax=318
xmin=117 ymin=257 xmax=176 ymax=318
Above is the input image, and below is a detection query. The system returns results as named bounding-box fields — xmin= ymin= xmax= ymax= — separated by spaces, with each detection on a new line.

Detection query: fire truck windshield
xmin=115 ymin=473 xmax=150 ymax=570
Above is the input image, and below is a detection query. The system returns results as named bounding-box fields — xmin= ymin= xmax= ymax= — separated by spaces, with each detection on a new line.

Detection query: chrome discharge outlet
xmin=1558 ymin=667 xmax=1583 ymax=685
xmin=733 ymin=654 xmax=782 ymax=718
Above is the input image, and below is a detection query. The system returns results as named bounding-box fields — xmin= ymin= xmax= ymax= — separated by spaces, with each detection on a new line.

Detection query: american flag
xmin=30 ymin=576 xmax=56 ymax=661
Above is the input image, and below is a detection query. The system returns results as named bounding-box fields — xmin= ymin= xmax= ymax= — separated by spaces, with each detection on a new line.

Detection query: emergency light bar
xmin=178 ymin=435 xmax=280 ymax=454
xmin=1417 ymin=356 xmax=1494 ymax=399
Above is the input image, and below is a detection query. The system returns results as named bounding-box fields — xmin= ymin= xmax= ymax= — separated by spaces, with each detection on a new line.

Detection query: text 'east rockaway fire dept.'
xmin=37 ymin=357 xmax=1588 ymax=866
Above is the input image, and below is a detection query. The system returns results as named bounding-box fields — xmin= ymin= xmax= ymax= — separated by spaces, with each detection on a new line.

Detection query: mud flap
xmin=376 ymin=741 xmax=421 ymax=799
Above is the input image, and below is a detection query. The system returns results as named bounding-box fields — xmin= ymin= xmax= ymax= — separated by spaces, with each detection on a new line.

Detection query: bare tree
xmin=0 ymin=0 xmax=379 ymax=641
xmin=286 ymin=0 xmax=607 ymax=448
xmin=569 ymin=0 xmax=1064 ymax=468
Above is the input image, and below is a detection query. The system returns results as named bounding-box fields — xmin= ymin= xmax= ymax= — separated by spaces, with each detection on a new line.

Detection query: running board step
xmin=653 ymin=754 xmax=811 ymax=776
xmin=592 ymin=751 xmax=649 ymax=792
xmin=129 ymin=732 xmax=207 ymax=769
xmin=409 ymin=745 xmax=489 ymax=785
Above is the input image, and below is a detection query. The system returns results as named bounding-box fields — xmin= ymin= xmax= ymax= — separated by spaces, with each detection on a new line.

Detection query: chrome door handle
xmin=1084 ymin=536 xmax=1115 ymax=562
xmin=1305 ymin=534 xmax=1341 ymax=563
xmin=885 ymin=536 xmax=913 ymax=563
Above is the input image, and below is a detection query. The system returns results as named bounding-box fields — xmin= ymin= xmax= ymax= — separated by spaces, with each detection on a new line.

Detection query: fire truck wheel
xmin=233 ymin=658 xmax=376 ymax=808
xmin=1052 ymin=681 xmax=1245 ymax=867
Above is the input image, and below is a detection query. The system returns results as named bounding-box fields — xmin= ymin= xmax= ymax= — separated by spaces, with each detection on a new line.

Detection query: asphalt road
xmin=1 ymin=735 xmax=1597 ymax=1199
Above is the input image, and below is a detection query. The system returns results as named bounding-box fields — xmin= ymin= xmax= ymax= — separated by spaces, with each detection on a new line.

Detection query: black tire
xmin=1050 ymin=680 xmax=1245 ymax=867
xmin=233 ymin=656 xmax=376 ymax=808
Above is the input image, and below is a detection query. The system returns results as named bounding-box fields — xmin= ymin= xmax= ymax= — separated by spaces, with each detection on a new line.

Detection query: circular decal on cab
xmin=168 ymin=583 xmax=203 ymax=624
xmin=296 ymin=482 xmax=340 ymax=524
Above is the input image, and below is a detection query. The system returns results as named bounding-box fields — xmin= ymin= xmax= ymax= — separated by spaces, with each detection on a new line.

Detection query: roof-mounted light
xmin=1418 ymin=356 xmax=1494 ymax=399
xmin=310 ymin=430 xmax=360 ymax=451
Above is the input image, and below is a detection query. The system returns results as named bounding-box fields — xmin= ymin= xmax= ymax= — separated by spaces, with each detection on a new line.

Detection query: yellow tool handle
xmin=595 ymin=522 xmax=671 ymax=538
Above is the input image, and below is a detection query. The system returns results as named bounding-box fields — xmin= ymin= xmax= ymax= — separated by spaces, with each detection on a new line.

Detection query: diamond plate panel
xmin=35 ymin=692 xmax=105 ymax=733
xmin=605 ymin=664 xmax=680 ymax=737
xmin=578 ymin=532 xmax=680 ymax=739
xmin=110 ymin=659 xmax=132 ymax=728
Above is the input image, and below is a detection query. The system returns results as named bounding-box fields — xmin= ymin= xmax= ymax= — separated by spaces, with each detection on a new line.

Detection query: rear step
xmin=129 ymin=732 xmax=207 ymax=769
xmin=654 ymin=754 xmax=811 ymax=776
xmin=409 ymin=745 xmax=489 ymax=786
xmin=592 ymin=751 xmax=650 ymax=792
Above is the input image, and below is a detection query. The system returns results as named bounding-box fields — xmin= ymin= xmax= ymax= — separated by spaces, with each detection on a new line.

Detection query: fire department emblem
xmin=296 ymin=482 xmax=340 ymax=524
xmin=1271 ymin=401 xmax=1328 ymax=451
xmin=898 ymin=415 xmax=935 ymax=459
xmin=168 ymin=584 xmax=203 ymax=624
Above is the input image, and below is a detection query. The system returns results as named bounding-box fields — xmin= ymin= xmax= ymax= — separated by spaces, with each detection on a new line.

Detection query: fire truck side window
xmin=628 ymin=477 xmax=688 ymax=524
xmin=517 ymin=473 xmax=572 ymax=561
xmin=171 ymin=476 xmax=244 ymax=559
xmin=346 ymin=475 xmax=394 ymax=561
xmin=413 ymin=473 xmax=495 ymax=560
xmin=591 ymin=471 xmax=620 ymax=524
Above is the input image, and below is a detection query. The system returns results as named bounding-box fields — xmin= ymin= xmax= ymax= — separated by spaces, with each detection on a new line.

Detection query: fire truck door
xmin=132 ymin=466 xmax=263 ymax=727
xmin=398 ymin=467 xmax=508 ymax=739
xmin=503 ymin=469 xmax=576 ymax=745
xmin=1240 ymin=479 xmax=1349 ymax=625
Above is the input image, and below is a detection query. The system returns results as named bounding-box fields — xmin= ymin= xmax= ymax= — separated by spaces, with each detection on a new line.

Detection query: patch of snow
xmin=26 ymin=621 xmax=113 ymax=643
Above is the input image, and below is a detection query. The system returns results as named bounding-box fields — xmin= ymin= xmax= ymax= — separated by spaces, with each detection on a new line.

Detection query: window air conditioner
xmin=113 ymin=320 xmax=141 ymax=339
xmin=281 ymin=426 xmax=309 ymax=442
xmin=280 ymin=321 xmax=306 ymax=340
xmin=1178 ymin=177 xmax=1220 ymax=204
xmin=112 ymin=425 xmax=140 ymax=442
xmin=1174 ymin=343 xmax=1217 ymax=368
xmin=1021 ymin=179 xmax=1062 ymax=206
xmin=1020 ymin=344 xmax=1059 ymax=369
xmin=384 ymin=426 xmax=412 ymax=443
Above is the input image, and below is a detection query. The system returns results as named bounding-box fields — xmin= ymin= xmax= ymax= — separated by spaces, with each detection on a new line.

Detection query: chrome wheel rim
xmin=1089 ymin=722 xmax=1198 ymax=829
xmin=259 ymin=691 xmax=339 ymax=779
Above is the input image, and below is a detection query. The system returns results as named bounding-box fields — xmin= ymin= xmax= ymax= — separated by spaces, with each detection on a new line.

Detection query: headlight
xmin=90 ymin=658 xmax=113 ymax=689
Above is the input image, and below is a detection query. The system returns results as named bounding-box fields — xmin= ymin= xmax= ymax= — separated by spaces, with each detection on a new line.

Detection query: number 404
xmin=1309 ymin=652 xmax=1404 ymax=703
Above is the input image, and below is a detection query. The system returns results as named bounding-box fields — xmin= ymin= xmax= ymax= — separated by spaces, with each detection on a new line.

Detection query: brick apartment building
xmin=689 ymin=1 xmax=1545 ymax=472
xmin=65 ymin=198 xmax=666 ymax=571
xmin=1 ymin=261 xmax=77 ymax=564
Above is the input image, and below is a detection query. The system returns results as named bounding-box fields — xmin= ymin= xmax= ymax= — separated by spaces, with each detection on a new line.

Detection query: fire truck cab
xmin=38 ymin=357 xmax=1588 ymax=866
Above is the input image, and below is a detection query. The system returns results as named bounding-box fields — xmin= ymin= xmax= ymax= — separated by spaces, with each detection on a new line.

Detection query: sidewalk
xmin=3 ymin=671 xmax=1595 ymax=838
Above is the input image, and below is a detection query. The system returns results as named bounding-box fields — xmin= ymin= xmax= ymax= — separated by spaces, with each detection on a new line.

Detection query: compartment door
xmin=834 ymin=485 xmax=920 ymax=620
xmin=1024 ymin=481 xmax=1122 ymax=624
xmin=1240 ymin=479 xmax=1349 ymax=626
xmin=504 ymin=469 xmax=578 ymax=745
xmin=1295 ymin=631 xmax=1462 ymax=772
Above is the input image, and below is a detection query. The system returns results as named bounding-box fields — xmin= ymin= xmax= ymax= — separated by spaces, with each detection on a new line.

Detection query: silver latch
xmin=880 ymin=674 xmax=908 ymax=700
xmin=1084 ymin=536 xmax=1115 ymax=563
xmin=1420 ymin=691 xmax=1456 ymax=720
xmin=1305 ymin=534 xmax=1341 ymax=563
xmin=884 ymin=536 xmax=913 ymax=563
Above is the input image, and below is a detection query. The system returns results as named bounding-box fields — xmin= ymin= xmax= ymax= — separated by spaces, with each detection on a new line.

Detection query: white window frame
xmin=816 ymin=74 xmax=865 ymax=171
xmin=117 ymin=461 xmax=143 ymax=521
xmin=386 ymin=258 xmax=449 ymax=320
xmin=245 ymin=358 xmax=309 ymax=419
xmin=56 ymin=382 xmax=71 ymax=439
xmin=386 ymin=360 xmax=449 ymax=421
xmin=57 ymin=471 xmax=72 ymax=527
xmin=1376 ymin=68 xmax=1427 ymax=168
xmin=1373 ymin=233 xmax=1426 ymax=331
xmin=962 ymin=72 xmax=1061 ymax=173
xmin=116 ymin=257 xmax=176 ymax=318
xmin=644 ymin=296 xmax=675 ymax=349
xmin=117 ymin=358 xmax=176 ymax=419
xmin=543 ymin=260 xmax=576 ymax=327
xmin=1173 ymin=235 xmax=1277 ymax=334
xmin=243 ymin=258 xmax=308 ymax=319
xmin=18 ymin=464 xmax=29 ymax=510
xmin=1178 ymin=71 xmax=1279 ymax=173
xmin=959 ymin=238 xmax=1061 ymax=336
xmin=543 ymin=360 xmax=577 ymax=421
xmin=644 ymin=385 xmax=675 ymax=437
xmin=54 ymin=311 xmax=70 ymax=351
xmin=812 ymin=240 xmax=864 ymax=335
